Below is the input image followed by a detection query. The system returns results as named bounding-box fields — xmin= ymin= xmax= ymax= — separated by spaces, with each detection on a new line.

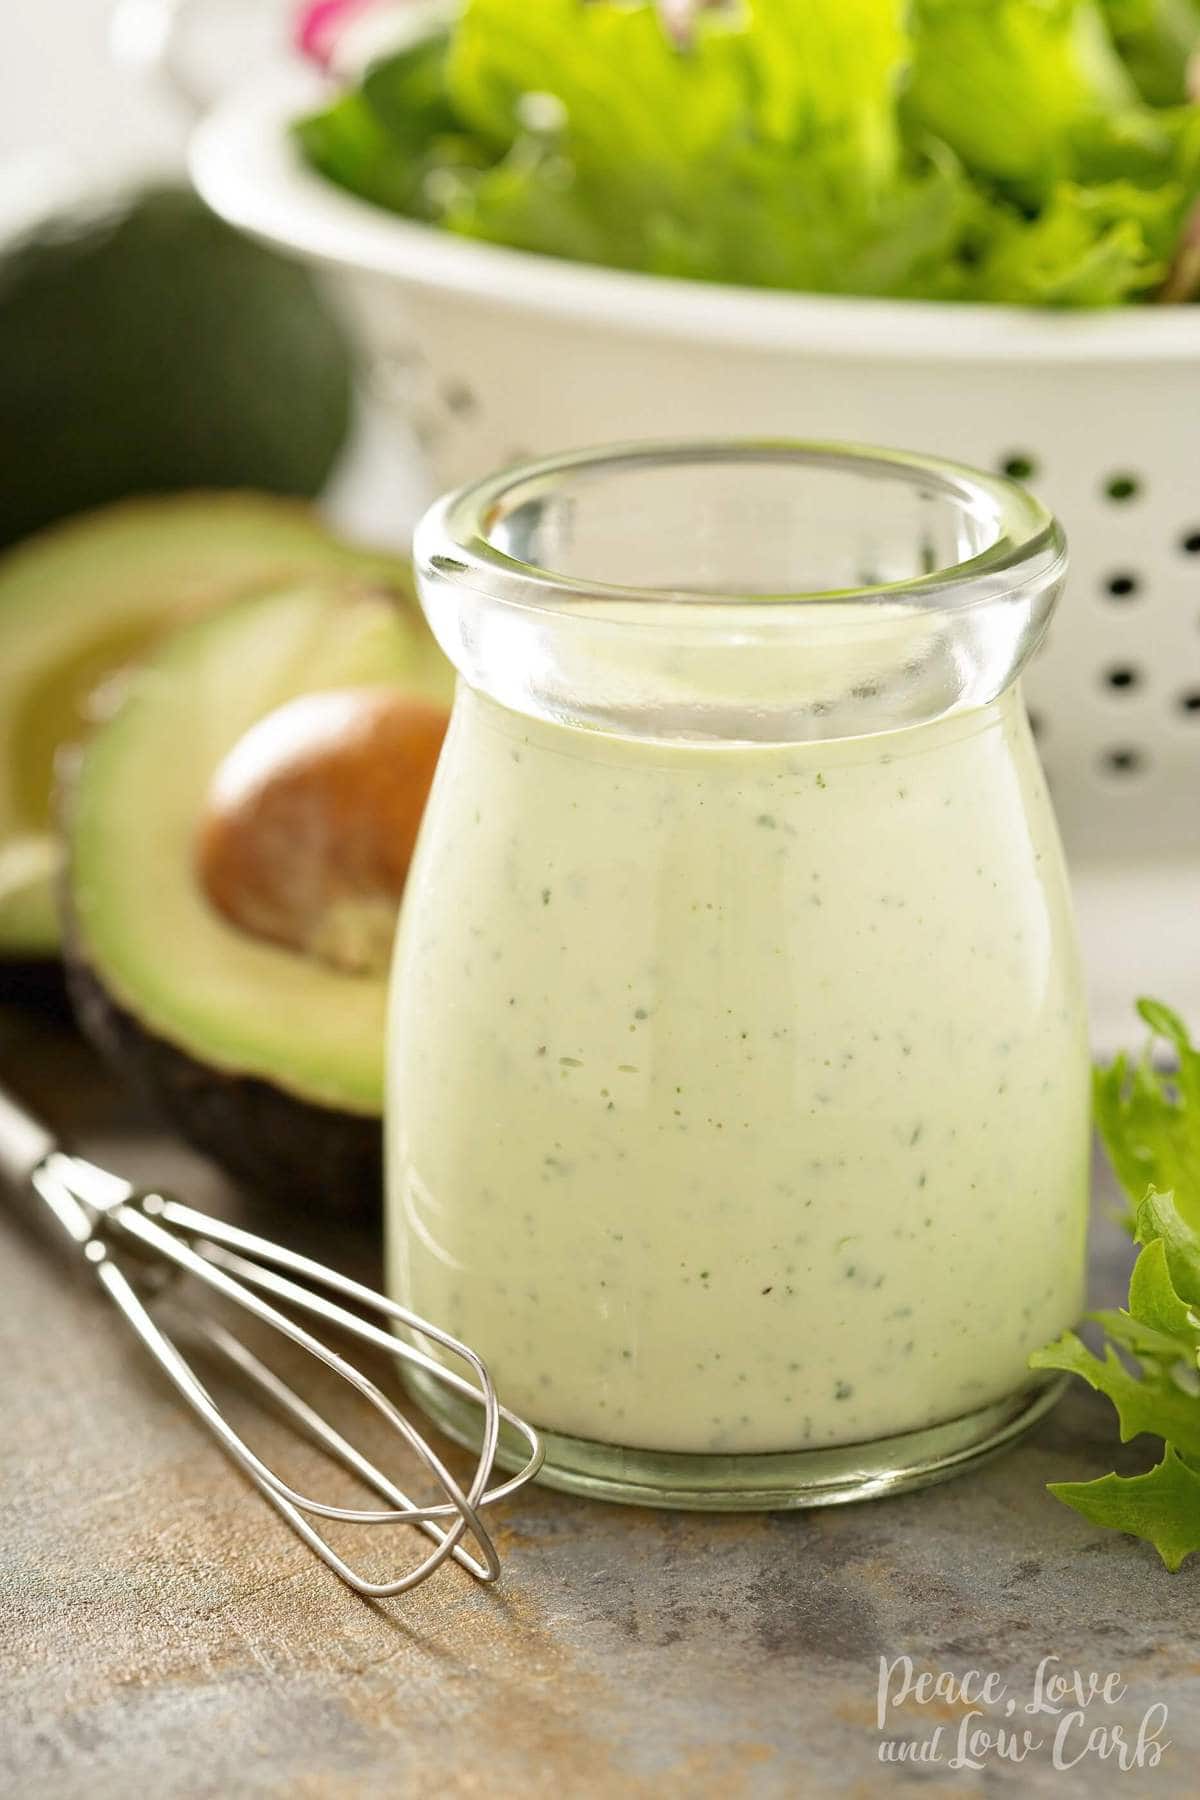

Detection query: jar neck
xmin=420 ymin=575 xmax=1057 ymax=746
xmin=451 ymin=670 xmax=1026 ymax=764
xmin=416 ymin=441 xmax=1065 ymax=746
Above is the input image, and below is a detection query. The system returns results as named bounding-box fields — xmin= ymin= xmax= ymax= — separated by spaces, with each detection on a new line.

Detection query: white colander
xmin=192 ymin=67 xmax=1200 ymax=1049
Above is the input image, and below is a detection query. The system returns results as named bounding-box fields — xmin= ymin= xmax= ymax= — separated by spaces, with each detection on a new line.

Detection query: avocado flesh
xmin=0 ymin=493 xmax=401 ymax=956
xmin=66 ymin=582 xmax=451 ymax=1133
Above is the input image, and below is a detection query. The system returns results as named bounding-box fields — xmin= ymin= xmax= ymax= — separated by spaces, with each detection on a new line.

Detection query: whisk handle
xmin=0 ymin=1083 xmax=57 ymax=1191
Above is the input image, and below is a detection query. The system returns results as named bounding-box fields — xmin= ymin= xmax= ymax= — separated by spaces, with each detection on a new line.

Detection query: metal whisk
xmin=0 ymin=1081 xmax=542 ymax=1599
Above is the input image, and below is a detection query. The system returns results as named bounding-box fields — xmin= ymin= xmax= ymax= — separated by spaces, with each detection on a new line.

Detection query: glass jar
xmin=387 ymin=442 xmax=1089 ymax=1509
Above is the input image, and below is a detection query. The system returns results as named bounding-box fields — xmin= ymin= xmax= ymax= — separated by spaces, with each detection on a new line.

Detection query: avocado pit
xmin=196 ymin=686 xmax=449 ymax=977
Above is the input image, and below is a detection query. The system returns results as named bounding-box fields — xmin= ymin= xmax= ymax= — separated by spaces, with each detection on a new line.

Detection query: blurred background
xmin=4 ymin=1 xmax=291 ymax=174
xmin=6 ymin=0 xmax=181 ymax=175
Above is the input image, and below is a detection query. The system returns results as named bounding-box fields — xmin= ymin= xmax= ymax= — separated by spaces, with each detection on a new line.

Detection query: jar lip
xmin=415 ymin=438 xmax=1066 ymax=622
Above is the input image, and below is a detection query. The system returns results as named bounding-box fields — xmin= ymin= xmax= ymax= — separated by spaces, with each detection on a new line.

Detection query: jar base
xmin=403 ymin=1368 xmax=1068 ymax=1512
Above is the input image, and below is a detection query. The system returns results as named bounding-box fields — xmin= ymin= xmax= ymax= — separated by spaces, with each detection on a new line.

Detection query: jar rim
xmin=415 ymin=438 xmax=1066 ymax=623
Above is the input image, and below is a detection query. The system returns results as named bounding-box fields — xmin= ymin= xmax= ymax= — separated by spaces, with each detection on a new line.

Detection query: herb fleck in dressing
xmin=386 ymin=683 xmax=1088 ymax=1456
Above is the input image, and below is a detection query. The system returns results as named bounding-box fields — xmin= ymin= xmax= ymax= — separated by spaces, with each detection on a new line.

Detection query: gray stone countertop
xmin=1 ymin=996 xmax=1193 ymax=1798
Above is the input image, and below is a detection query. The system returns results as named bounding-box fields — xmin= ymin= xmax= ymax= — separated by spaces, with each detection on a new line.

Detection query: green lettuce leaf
xmin=1036 ymin=1001 xmax=1200 ymax=1568
xmin=440 ymin=0 xmax=967 ymax=293
xmin=960 ymin=178 xmax=1173 ymax=301
xmin=1050 ymin=1446 xmax=1200 ymax=1571
xmin=907 ymin=0 xmax=1139 ymax=201
xmin=1032 ymin=1324 xmax=1200 ymax=1457
xmin=1099 ymin=0 xmax=1200 ymax=103
xmin=294 ymin=33 xmax=475 ymax=219
xmin=1129 ymin=1234 xmax=1200 ymax=1338
xmin=906 ymin=0 xmax=1200 ymax=301
xmin=293 ymin=0 xmax=1200 ymax=306
xmin=1137 ymin=1185 xmax=1200 ymax=1295
xmin=1095 ymin=999 xmax=1200 ymax=1230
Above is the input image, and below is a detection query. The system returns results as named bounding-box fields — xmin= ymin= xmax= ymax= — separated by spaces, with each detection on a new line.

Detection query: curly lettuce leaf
xmin=1129 ymin=1232 xmax=1200 ymax=1336
xmin=907 ymin=0 xmax=1139 ymax=200
xmin=907 ymin=0 xmax=1200 ymax=301
xmin=297 ymin=0 xmax=966 ymax=293
xmin=960 ymin=176 xmax=1178 ymax=300
xmin=293 ymin=0 xmax=1200 ymax=306
xmin=1036 ymin=1003 xmax=1200 ymax=1568
xmin=294 ymin=32 xmax=474 ymax=218
xmin=1032 ymin=1328 xmax=1200 ymax=1459
xmin=439 ymin=0 xmax=967 ymax=293
xmin=1049 ymin=1446 xmax=1200 ymax=1571
xmin=1095 ymin=999 xmax=1200 ymax=1229
xmin=1099 ymin=0 xmax=1200 ymax=103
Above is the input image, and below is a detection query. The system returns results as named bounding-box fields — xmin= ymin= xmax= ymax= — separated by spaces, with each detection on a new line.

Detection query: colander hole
xmin=1104 ymin=572 xmax=1140 ymax=599
xmin=1104 ymin=473 xmax=1141 ymax=503
xmin=1182 ymin=530 xmax=1200 ymax=555
xmin=1101 ymin=746 xmax=1145 ymax=775
xmin=441 ymin=380 xmax=478 ymax=418
xmin=1104 ymin=665 xmax=1141 ymax=692
xmin=1180 ymin=690 xmax=1200 ymax=716
xmin=999 ymin=452 xmax=1038 ymax=482
xmin=1027 ymin=709 xmax=1044 ymax=739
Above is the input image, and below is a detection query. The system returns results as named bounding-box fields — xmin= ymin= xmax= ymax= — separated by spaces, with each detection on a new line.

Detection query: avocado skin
xmin=0 ymin=959 xmax=71 ymax=1018
xmin=0 ymin=188 xmax=353 ymax=548
xmin=66 ymin=951 xmax=382 ymax=1217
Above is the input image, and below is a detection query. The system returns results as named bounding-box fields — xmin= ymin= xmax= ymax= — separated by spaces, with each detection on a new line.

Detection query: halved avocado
xmin=63 ymin=581 xmax=452 ymax=1212
xmin=0 ymin=492 xmax=398 ymax=957
xmin=0 ymin=185 xmax=352 ymax=548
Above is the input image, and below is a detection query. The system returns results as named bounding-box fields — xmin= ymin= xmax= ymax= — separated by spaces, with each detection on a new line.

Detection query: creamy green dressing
xmin=386 ymin=682 xmax=1088 ymax=1456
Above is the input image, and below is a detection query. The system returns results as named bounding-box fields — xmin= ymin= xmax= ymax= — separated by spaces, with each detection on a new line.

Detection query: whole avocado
xmin=0 ymin=187 xmax=354 ymax=547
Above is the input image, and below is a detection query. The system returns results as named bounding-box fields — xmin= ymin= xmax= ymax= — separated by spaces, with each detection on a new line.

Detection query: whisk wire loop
xmin=194 ymin=1319 xmax=496 ymax=1581
xmin=7 ymin=1123 xmax=544 ymax=1600
xmin=113 ymin=1197 xmax=494 ymax=1540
